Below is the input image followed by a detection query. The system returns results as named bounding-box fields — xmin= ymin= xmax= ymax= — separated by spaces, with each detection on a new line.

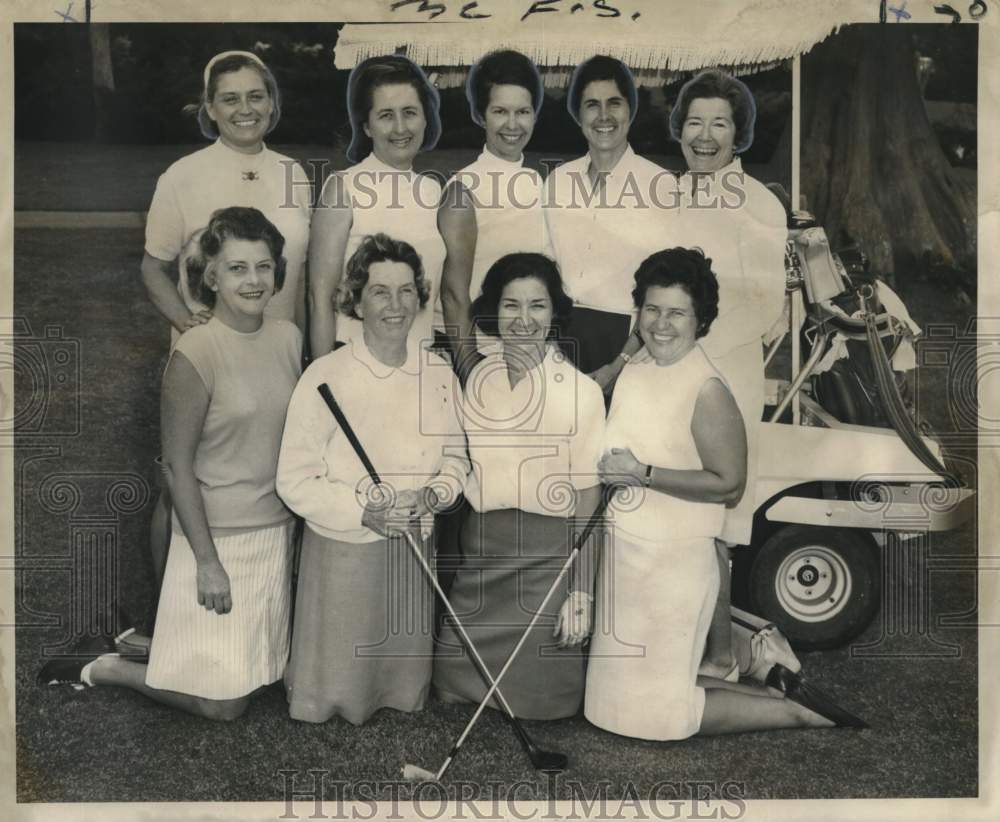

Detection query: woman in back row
xmin=439 ymin=49 xmax=552 ymax=383
xmin=668 ymin=69 xmax=789 ymax=681
xmin=140 ymin=49 xmax=311 ymax=590
xmin=309 ymin=55 xmax=446 ymax=358
xmin=543 ymin=55 xmax=679 ymax=392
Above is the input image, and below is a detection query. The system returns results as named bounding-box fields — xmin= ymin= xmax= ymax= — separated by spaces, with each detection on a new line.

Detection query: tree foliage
xmin=15 ymin=23 xmax=348 ymax=145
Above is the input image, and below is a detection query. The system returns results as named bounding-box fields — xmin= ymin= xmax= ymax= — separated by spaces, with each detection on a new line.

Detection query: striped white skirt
xmin=145 ymin=521 xmax=293 ymax=700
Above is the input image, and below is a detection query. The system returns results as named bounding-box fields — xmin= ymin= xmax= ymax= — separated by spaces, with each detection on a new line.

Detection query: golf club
xmin=399 ymin=529 xmax=567 ymax=779
xmin=315 ymin=383 xmax=568 ymax=777
xmin=423 ymin=484 xmax=614 ymax=782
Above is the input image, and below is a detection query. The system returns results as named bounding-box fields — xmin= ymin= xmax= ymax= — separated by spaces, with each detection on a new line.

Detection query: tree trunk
xmin=89 ymin=23 xmax=115 ymax=143
xmin=801 ymin=25 xmax=975 ymax=279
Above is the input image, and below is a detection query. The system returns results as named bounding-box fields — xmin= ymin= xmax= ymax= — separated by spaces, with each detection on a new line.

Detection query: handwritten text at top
xmin=389 ymin=0 xmax=643 ymax=23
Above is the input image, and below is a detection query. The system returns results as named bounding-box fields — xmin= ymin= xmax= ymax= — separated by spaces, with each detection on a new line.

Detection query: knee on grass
xmin=196 ymin=696 xmax=250 ymax=722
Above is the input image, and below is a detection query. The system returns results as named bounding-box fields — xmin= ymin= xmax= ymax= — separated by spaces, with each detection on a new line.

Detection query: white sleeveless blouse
xmin=449 ymin=149 xmax=551 ymax=302
xmin=604 ymin=345 xmax=728 ymax=542
xmin=327 ymin=153 xmax=446 ymax=347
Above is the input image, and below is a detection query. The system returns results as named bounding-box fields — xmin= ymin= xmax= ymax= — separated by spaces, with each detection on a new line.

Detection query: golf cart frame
xmin=731 ymin=222 xmax=975 ymax=650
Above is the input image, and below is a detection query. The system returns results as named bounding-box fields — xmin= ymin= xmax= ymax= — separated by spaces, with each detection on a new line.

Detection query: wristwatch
xmin=644 ymin=463 xmax=653 ymax=487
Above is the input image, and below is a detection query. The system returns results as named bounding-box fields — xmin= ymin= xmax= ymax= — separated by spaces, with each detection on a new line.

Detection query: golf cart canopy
xmin=333 ymin=0 xmax=965 ymax=84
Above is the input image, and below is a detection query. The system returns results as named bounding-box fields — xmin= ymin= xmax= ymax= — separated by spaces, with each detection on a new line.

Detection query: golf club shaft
xmin=435 ymin=488 xmax=613 ymax=781
xmin=315 ymin=382 xmax=556 ymax=770
xmin=401 ymin=531 xmax=539 ymax=742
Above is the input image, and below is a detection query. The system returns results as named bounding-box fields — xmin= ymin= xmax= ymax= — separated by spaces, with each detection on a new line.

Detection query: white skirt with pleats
xmin=145 ymin=521 xmax=293 ymax=700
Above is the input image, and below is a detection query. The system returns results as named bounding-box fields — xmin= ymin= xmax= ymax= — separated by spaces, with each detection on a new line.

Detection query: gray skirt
xmin=432 ymin=508 xmax=587 ymax=720
xmin=285 ymin=525 xmax=434 ymax=725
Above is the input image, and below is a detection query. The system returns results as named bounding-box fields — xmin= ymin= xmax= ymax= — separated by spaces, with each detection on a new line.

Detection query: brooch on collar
xmin=242 ymin=171 xmax=260 ymax=181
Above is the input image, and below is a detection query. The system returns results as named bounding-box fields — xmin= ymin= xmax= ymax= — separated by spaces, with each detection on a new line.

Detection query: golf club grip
xmin=316 ymin=383 xmax=381 ymax=484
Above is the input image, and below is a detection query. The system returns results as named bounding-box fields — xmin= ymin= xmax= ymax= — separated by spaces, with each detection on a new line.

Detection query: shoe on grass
xmin=95 ymin=603 xmax=149 ymax=659
xmin=37 ymin=644 xmax=118 ymax=690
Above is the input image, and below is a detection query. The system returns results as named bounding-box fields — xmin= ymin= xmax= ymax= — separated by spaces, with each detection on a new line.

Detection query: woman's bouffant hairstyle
xmin=631 ymin=247 xmax=720 ymax=339
xmin=466 ymin=49 xmax=544 ymax=126
xmin=346 ymin=55 xmax=442 ymax=163
xmin=337 ymin=233 xmax=429 ymax=320
xmin=184 ymin=207 xmax=286 ymax=308
xmin=668 ymin=68 xmax=756 ymax=154
xmin=189 ymin=52 xmax=282 ymax=141
xmin=470 ymin=253 xmax=573 ymax=340
xmin=566 ymin=55 xmax=638 ymax=126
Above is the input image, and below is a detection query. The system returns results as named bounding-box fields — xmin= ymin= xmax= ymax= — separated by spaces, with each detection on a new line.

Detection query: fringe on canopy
xmin=334 ymin=16 xmax=842 ymax=84
xmin=425 ymin=62 xmax=787 ymax=91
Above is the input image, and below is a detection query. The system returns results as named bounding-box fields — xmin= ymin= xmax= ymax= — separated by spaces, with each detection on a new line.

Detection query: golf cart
xmin=731 ymin=216 xmax=975 ymax=650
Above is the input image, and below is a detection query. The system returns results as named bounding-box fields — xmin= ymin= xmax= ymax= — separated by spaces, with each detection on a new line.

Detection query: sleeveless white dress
xmin=585 ymin=345 xmax=728 ymax=740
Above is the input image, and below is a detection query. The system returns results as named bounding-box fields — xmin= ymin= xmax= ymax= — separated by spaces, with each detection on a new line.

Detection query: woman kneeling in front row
xmin=277 ymin=233 xmax=467 ymax=726
xmin=433 ymin=252 xmax=605 ymax=720
xmin=39 ymin=207 xmax=301 ymax=720
xmin=586 ymin=247 xmax=866 ymax=738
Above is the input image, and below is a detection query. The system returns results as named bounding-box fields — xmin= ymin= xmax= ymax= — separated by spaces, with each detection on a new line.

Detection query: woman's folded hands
xmin=361 ymin=485 xmax=437 ymax=540
xmin=554 ymin=590 xmax=594 ymax=647
xmin=598 ymin=447 xmax=646 ymax=487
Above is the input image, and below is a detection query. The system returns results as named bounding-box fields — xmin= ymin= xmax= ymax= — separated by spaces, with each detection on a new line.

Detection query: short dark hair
xmin=567 ymin=55 xmax=638 ymax=126
xmin=185 ymin=207 xmax=287 ymax=307
xmin=470 ymin=253 xmax=573 ymax=340
xmin=194 ymin=54 xmax=281 ymax=141
xmin=467 ymin=50 xmax=543 ymax=126
xmin=346 ymin=55 xmax=442 ymax=163
xmin=669 ymin=68 xmax=756 ymax=153
xmin=631 ymin=247 xmax=719 ymax=339
xmin=337 ymin=233 xmax=430 ymax=320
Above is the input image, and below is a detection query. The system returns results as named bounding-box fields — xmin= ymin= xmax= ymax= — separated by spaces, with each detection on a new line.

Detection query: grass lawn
xmin=12 ymin=226 xmax=979 ymax=803
xmin=14 ymin=142 xmax=348 ymax=211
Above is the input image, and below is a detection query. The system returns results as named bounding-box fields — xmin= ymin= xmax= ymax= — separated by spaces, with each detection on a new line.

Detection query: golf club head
xmin=507 ymin=715 xmax=568 ymax=772
xmin=530 ymin=748 xmax=568 ymax=773
xmin=401 ymin=763 xmax=437 ymax=782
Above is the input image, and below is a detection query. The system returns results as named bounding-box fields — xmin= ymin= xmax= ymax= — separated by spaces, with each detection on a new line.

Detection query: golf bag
xmin=807 ymin=241 xmax=914 ymax=428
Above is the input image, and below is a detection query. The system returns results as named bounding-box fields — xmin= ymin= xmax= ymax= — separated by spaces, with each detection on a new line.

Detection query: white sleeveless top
xmin=604 ymin=345 xmax=727 ymax=542
xmin=328 ymin=153 xmax=446 ymax=348
xmin=674 ymin=157 xmax=788 ymax=359
xmin=450 ymin=149 xmax=551 ymax=301
xmin=170 ymin=316 xmax=301 ymax=533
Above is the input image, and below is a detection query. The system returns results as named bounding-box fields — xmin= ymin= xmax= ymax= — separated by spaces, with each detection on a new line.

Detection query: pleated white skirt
xmin=145 ymin=521 xmax=293 ymax=700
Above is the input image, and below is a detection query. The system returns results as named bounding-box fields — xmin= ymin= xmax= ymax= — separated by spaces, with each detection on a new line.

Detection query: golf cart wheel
xmin=746 ymin=526 xmax=880 ymax=651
